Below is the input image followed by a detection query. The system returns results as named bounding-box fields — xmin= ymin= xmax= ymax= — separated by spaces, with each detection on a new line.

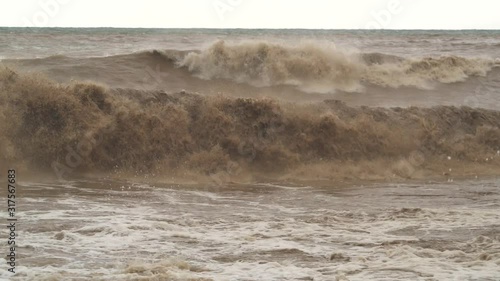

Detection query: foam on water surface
xmin=1 ymin=179 xmax=499 ymax=280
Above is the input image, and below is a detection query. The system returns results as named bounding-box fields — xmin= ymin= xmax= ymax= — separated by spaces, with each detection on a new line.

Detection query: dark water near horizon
xmin=2 ymin=27 xmax=500 ymax=59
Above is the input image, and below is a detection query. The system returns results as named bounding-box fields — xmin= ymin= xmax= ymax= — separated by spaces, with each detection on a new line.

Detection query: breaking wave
xmin=1 ymin=67 xmax=500 ymax=182
xmin=4 ymin=40 xmax=498 ymax=96
xmin=178 ymin=40 xmax=497 ymax=93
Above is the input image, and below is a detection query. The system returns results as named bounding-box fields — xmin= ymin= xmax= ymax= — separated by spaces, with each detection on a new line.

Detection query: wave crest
xmin=1 ymin=67 xmax=500 ymax=181
xmin=179 ymin=41 xmax=496 ymax=93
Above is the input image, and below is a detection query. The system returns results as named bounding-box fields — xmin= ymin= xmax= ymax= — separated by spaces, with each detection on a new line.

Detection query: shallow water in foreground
xmin=1 ymin=179 xmax=499 ymax=280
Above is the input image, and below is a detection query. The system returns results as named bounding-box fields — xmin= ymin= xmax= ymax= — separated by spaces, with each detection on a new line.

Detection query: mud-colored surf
xmin=1 ymin=67 xmax=499 ymax=182
xmin=4 ymin=40 xmax=499 ymax=94
xmin=1 ymin=27 xmax=500 ymax=281
xmin=179 ymin=41 xmax=496 ymax=92
xmin=2 ymin=179 xmax=499 ymax=280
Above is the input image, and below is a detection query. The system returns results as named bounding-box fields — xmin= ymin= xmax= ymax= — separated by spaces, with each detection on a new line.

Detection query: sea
xmin=0 ymin=28 xmax=499 ymax=280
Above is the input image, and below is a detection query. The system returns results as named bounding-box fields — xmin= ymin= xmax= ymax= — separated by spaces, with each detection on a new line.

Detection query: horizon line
xmin=1 ymin=26 xmax=500 ymax=31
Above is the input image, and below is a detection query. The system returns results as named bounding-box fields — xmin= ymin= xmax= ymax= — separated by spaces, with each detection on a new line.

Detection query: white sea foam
xmin=3 ymin=180 xmax=499 ymax=280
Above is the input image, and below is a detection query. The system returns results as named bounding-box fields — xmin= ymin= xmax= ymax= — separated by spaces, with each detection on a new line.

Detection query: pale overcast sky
xmin=1 ymin=0 xmax=499 ymax=29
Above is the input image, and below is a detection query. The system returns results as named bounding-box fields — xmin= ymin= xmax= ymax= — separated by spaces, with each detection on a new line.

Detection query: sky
xmin=1 ymin=0 xmax=500 ymax=29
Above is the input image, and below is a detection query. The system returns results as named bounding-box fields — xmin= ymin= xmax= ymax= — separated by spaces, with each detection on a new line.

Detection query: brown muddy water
xmin=1 ymin=28 xmax=500 ymax=281
xmin=1 ymin=178 xmax=499 ymax=281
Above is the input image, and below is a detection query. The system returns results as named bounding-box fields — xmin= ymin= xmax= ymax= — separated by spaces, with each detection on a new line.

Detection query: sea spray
xmin=1 ymin=67 xmax=500 ymax=181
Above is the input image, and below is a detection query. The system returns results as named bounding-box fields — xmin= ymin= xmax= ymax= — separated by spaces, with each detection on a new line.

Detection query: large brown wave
xmin=4 ymin=40 xmax=499 ymax=96
xmin=179 ymin=41 xmax=498 ymax=93
xmin=1 ymin=67 xmax=500 ymax=182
